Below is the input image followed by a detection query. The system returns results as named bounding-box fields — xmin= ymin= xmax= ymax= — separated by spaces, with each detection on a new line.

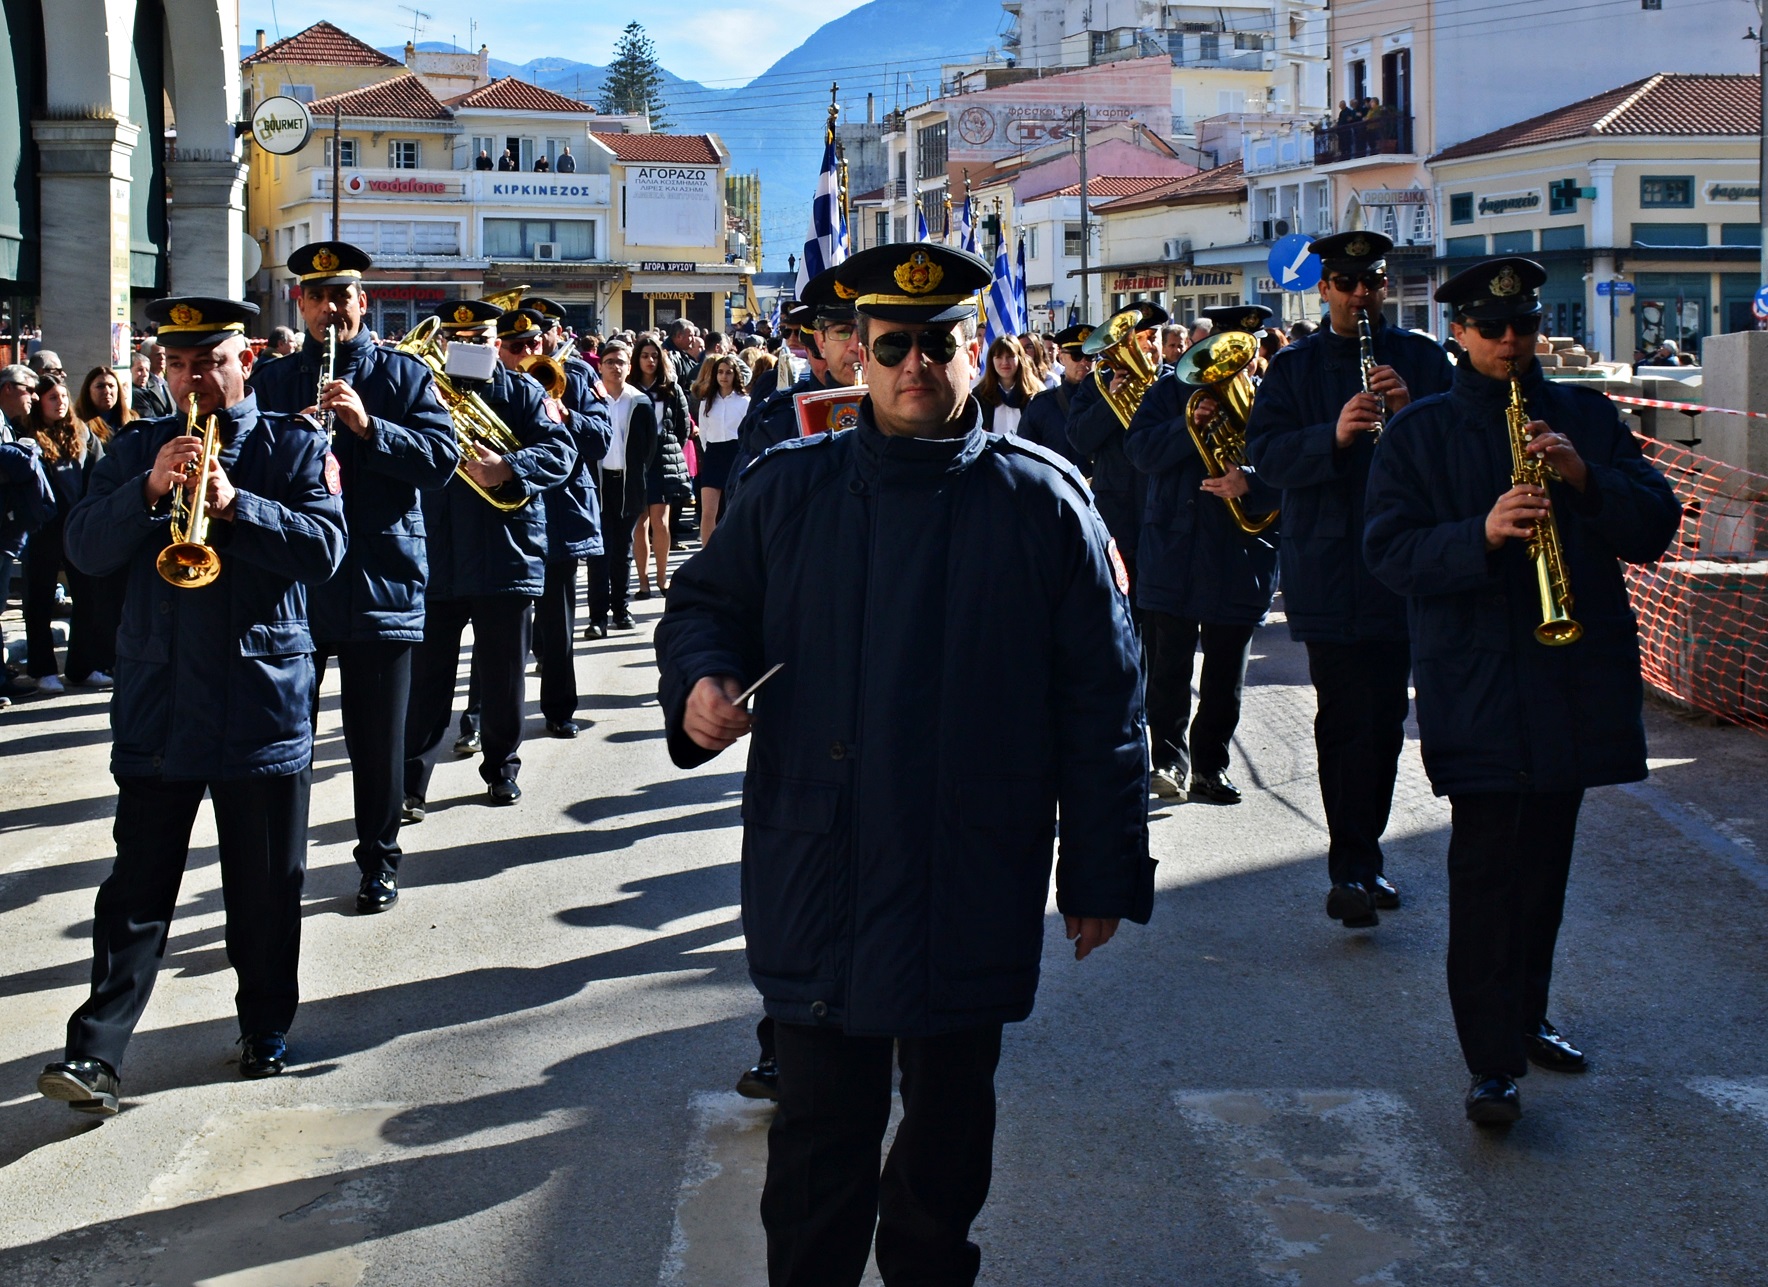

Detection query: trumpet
xmin=1506 ymin=362 xmax=1582 ymax=646
xmin=1082 ymin=307 xmax=1158 ymax=430
xmin=393 ymin=316 xmax=530 ymax=512
xmin=317 ymin=323 xmax=338 ymax=444
xmin=1357 ymin=307 xmax=1386 ymax=440
xmin=156 ymin=394 xmax=223 ymax=588
xmin=1172 ymin=331 xmax=1277 ymax=535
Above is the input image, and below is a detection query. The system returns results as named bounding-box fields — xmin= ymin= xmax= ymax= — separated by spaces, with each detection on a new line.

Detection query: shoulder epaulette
xmin=988 ymin=432 xmax=1093 ymax=501
xmin=739 ymin=429 xmax=838 ymax=478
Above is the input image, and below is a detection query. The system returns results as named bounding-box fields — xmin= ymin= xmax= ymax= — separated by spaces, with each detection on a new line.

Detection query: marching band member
xmin=1365 ymin=257 xmax=1679 ymax=1124
xmin=401 ymin=301 xmax=574 ymax=814
xmin=40 ymin=298 xmax=345 ymax=1112
xmin=1015 ymin=322 xmax=1094 ymax=473
xmin=249 ymin=241 xmax=457 ymax=914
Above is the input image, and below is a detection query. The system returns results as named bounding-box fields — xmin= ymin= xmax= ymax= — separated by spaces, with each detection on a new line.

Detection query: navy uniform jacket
xmin=1018 ymin=379 xmax=1091 ymax=473
xmin=249 ymin=333 xmax=456 ymax=643
xmin=1364 ymin=359 xmax=1680 ymax=796
xmin=656 ymin=401 xmax=1154 ymax=1038
xmin=1065 ymin=374 xmax=1146 ymax=559
xmin=1245 ymin=319 xmax=1453 ymax=641
xmin=64 ymin=396 xmax=347 ymax=780
xmin=546 ymin=355 xmax=613 ymax=560
xmin=1125 ymin=371 xmax=1279 ymax=625
xmin=423 ymin=363 xmax=575 ymax=601
xmin=731 ymin=368 xmax=829 ymax=483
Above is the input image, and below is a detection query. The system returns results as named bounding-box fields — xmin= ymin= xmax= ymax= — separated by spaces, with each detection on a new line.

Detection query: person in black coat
xmin=1365 ymin=258 xmax=1680 ymax=1125
xmin=250 ymin=241 xmax=458 ymax=914
xmin=401 ymin=301 xmax=575 ymax=812
xmin=1016 ymin=323 xmax=1093 ymax=473
xmin=656 ymin=243 xmax=1150 ymax=1287
xmin=1244 ymin=231 xmax=1455 ymax=929
xmin=1126 ymin=306 xmax=1280 ymax=804
xmin=40 ymin=298 xmax=347 ymax=1113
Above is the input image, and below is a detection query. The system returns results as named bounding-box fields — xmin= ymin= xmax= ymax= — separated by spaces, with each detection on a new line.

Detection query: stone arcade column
xmin=166 ymin=157 xmax=248 ymax=298
xmin=32 ymin=115 xmax=139 ymax=380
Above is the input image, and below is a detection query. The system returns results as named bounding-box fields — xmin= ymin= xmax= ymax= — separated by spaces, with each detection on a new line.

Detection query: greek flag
xmin=796 ymin=136 xmax=848 ymax=296
xmin=958 ymin=194 xmax=977 ymax=254
xmin=984 ymin=238 xmax=1022 ymax=347
xmin=1014 ymin=237 xmax=1028 ymax=333
xmin=916 ymin=206 xmax=929 ymax=242
xmin=768 ymin=295 xmax=782 ymax=333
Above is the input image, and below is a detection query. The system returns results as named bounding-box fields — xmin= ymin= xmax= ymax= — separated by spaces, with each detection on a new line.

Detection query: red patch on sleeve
xmin=1107 ymin=538 xmax=1130 ymax=596
xmin=323 ymin=452 xmax=342 ymax=495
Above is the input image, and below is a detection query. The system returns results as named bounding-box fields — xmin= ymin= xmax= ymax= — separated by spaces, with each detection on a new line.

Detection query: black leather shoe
xmin=489 ymin=779 xmax=522 ymax=805
xmin=634 ymin=587 xmax=652 ymax=601
xmin=1465 ymin=1073 xmax=1522 ymax=1125
xmin=611 ymin=611 xmax=636 ymax=630
xmin=1189 ymin=770 xmax=1243 ymax=805
xmin=582 ymin=623 xmax=607 ymax=640
xmin=736 ymin=1057 xmax=780 ymax=1102
xmin=1325 ymin=882 xmax=1379 ymax=928
xmin=546 ymin=719 xmax=580 ymax=738
xmin=38 ymin=1059 xmax=120 ymax=1115
xmin=401 ymin=796 xmax=426 ymax=824
xmin=1371 ymin=875 xmax=1401 ymax=909
xmin=357 ymin=873 xmax=398 ymax=914
xmin=239 ymin=1033 xmax=287 ymax=1079
xmin=1526 ymin=1022 xmax=1587 ymax=1073
xmin=453 ymin=729 xmax=481 ymax=756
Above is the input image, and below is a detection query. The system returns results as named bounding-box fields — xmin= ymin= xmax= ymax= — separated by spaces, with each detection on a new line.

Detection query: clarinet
xmin=1357 ymin=307 xmax=1386 ymax=440
xmin=318 ymin=323 xmax=338 ymax=444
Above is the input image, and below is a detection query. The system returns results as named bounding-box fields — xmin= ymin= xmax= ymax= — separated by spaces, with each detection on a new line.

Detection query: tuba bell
xmin=520 ymin=352 xmax=568 ymax=400
xmin=393 ymin=316 xmax=530 ymax=512
xmin=1082 ymin=307 xmax=1160 ymax=430
xmin=1172 ymin=331 xmax=1278 ymax=535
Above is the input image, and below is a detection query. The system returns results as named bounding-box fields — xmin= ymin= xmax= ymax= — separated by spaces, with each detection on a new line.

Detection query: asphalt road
xmin=2 ymin=566 xmax=1766 ymax=1287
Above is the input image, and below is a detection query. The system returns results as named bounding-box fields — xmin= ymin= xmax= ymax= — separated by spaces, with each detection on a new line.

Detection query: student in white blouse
xmin=690 ymin=353 xmax=751 ymax=543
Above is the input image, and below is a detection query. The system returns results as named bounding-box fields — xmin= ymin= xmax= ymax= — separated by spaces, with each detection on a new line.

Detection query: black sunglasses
xmin=1328 ymin=271 xmax=1388 ymax=293
xmin=1465 ymin=314 xmax=1543 ymax=341
xmin=867 ymin=329 xmax=960 ymax=368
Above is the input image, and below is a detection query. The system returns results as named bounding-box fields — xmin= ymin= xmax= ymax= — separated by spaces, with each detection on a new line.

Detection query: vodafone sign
xmin=344 ymin=173 xmax=457 ymax=197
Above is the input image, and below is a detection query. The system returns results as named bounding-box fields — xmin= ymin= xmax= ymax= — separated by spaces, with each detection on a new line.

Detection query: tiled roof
xmin=852 ymin=185 xmax=888 ymax=202
xmin=1432 ymin=74 xmax=1760 ymax=162
xmin=1094 ymin=160 xmax=1246 ymax=211
xmin=591 ymin=133 xmax=723 ymax=165
xmin=1049 ymin=176 xmax=1180 ymax=199
xmin=445 ymin=77 xmax=593 ymax=114
xmin=242 ymin=21 xmax=400 ymax=68
xmin=310 ymin=74 xmax=451 ymax=122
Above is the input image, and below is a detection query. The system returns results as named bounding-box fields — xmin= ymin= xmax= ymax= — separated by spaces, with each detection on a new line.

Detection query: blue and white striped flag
xmin=796 ymin=137 xmax=848 ymax=296
xmin=768 ymin=294 xmax=782 ymax=333
xmin=984 ymin=238 xmax=1022 ymax=347
xmin=916 ymin=206 xmax=929 ymax=242
xmin=1014 ymin=237 xmax=1028 ymax=334
xmin=958 ymin=194 xmax=976 ymax=255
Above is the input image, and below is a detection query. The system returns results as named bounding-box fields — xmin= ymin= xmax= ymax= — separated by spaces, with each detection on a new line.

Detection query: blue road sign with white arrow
xmin=1268 ymin=233 xmax=1321 ymax=292
xmin=1754 ymin=284 xmax=1768 ymax=320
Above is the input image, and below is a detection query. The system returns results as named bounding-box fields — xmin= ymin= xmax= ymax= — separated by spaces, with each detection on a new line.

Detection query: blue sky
xmin=240 ymin=2 xmax=872 ymax=86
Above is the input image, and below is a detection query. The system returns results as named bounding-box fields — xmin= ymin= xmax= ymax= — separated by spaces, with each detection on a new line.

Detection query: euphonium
xmin=1171 ymin=331 xmax=1277 ymax=535
xmin=156 ymin=394 xmax=223 ymax=588
xmin=393 ymin=316 xmax=530 ymax=512
xmin=1081 ymin=307 xmax=1158 ymax=429
xmin=1357 ymin=307 xmax=1386 ymax=440
xmin=481 ymin=283 xmax=530 ymax=312
xmin=1506 ymin=361 xmax=1582 ymax=646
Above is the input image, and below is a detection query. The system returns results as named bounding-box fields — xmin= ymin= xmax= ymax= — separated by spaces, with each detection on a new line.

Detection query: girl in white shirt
xmin=691 ymin=354 xmax=751 ymax=543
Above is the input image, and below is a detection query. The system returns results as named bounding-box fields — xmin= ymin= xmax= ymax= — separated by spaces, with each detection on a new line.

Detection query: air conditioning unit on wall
xmin=1162 ymin=238 xmax=1193 ymax=260
xmin=534 ymin=242 xmax=559 ymax=261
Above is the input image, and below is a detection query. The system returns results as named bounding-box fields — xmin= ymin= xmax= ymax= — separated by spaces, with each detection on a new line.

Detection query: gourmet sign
xmin=250 ymin=96 xmax=313 ymax=156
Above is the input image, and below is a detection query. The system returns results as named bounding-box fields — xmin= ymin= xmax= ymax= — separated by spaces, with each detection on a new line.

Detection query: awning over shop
xmin=628 ymin=274 xmax=742 ymax=293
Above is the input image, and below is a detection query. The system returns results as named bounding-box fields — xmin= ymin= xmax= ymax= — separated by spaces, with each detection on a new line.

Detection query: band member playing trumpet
xmin=39 ymin=297 xmax=346 ymax=1113
xmin=1126 ymin=305 xmax=1279 ymax=804
xmin=1245 ymin=231 xmax=1454 ymax=929
xmin=250 ymin=241 xmax=457 ymax=915
xmin=402 ymin=301 xmax=574 ymax=813
xmin=1365 ymin=257 xmax=1679 ymax=1124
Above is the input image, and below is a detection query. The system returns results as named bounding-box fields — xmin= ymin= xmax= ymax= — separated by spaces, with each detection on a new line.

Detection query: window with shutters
xmin=1063 ymin=222 xmax=1083 ymax=256
xmin=323 ymin=138 xmax=358 ymax=168
xmin=389 ymin=140 xmax=421 ymax=170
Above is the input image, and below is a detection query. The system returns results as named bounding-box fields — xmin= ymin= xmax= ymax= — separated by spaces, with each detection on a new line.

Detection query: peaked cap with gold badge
xmin=287 ymin=240 xmax=372 ymax=288
xmin=1053 ymin=322 xmax=1095 ymax=354
xmin=524 ymin=296 xmax=567 ymax=331
xmin=1199 ymin=303 xmax=1274 ymax=335
xmin=1307 ymin=230 xmax=1394 ymax=275
xmin=433 ymin=299 xmax=503 ymax=334
xmin=830 ymin=243 xmax=993 ymax=324
xmin=1434 ymin=256 xmax=1547 ymax=321
xmin=797 ymin=266 xmax=857 ymax=324
xmin=496 ymin=308 xmax=549 ymax=342
xmin=145 ymin=297 xmax=261 ymax=349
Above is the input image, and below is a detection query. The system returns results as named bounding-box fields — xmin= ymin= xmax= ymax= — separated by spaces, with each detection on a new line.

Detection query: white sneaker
xmin=78 ymin=671 xmax=114 ymax=688
xmin=35 ymin=674 xmax=64 ymax=695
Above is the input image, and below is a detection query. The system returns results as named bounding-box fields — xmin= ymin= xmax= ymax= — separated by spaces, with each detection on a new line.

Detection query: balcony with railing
xmin=1242 ymin=124 xmax=1318 ymax=176
xmin=1313 ymin=113 xmax=1415 ymax=168
xmin=1168 ymin=30 xmax=1274 ymax=71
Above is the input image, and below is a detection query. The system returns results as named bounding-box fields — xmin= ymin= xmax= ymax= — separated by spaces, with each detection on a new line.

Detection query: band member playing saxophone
xmin=1245 ymin=231 xmax=1454 ymax=930
xmin=38 ymin=297 xmax=346 ymax=1113
xmin=250 ymin=241 xmax=457 ymax=915
xmin=1364 ymin=256 xmax=1679 ymax=1124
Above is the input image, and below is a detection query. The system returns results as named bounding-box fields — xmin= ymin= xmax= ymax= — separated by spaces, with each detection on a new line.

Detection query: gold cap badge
xmin=1344 ymin=236 xmax=1371 ymax=258
xmin=510 ymin=313 xmax=533 ymax=331
xmin=169 ymin=304 xmax=201 ymax=327
xmin=313 ymin=248 xmax=340 ymax=272
xmin=453 ymin=305 xmax=477 ymax=324
xmin=1490 ymin=266 xmax=1522 ymax=298
xmin=894 ymin=250 xmax=944 ymax=296
xmin=1241 ymin=313 xmax=1261 ymax=329
xmin=832 ymin=280 xmax=858 ymax=300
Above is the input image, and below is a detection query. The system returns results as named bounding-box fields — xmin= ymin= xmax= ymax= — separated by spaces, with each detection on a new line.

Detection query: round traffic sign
xmin=1753 ymin=283 xmax=1768 ymax=320
xmin=1267 ymin=233 xmax=1321 ymax=292
xmin=250 ymin=96 xmax=313 ymax=156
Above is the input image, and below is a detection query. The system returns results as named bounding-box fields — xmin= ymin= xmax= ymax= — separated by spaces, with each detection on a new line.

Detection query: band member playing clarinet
xmin=38 ymin=298 xmax=346 ymax=1113
xmin=1245 ymin=231 xmax=1454 ymax=929
xmin=250 ymin=241 xmax=457 ymax=914
xmin=1364 ymin=257 xmax=1679 ymax=1124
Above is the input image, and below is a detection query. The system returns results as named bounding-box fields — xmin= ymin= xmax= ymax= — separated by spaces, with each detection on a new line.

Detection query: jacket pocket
xmin=239 ymin=620 xmax=314 ymax=658
xmin=936 ymin=776 xmax=1056 ymax=979
xmin=741 ymin=773 xmax=841 ymax=983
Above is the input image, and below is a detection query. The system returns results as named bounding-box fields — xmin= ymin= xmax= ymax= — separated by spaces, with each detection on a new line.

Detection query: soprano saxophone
xmin=1506 ymin=362 xmax=1582 ymax=646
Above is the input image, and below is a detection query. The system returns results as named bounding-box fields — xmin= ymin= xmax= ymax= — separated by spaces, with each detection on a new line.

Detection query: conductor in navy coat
xmin=656 ymin=244 xmax=1153 ymax=1287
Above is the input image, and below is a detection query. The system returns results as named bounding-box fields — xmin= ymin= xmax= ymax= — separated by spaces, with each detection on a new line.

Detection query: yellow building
xmin=1428 ymin=74 xmax=1760 ymax=362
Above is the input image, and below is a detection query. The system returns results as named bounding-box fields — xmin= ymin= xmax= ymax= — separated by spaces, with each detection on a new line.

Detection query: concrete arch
xmin=161 ymin=0 xmax=244 ymax=296
xmin=38 ymin=0 xmax=133 ymax=117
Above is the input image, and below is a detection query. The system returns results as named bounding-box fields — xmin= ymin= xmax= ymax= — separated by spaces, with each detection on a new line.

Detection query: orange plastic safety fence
xmin=1625 ymin=435 xmax=1768 ymax=732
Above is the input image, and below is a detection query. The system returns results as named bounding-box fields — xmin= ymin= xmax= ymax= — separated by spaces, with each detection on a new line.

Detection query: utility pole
xmin=1755 ymin=15 xmax=1768 ymax=283
xmin=331 ymin=108 xmax=341 ymax=238
xmin=1076 ymin=103 xmax=1090 ymax=324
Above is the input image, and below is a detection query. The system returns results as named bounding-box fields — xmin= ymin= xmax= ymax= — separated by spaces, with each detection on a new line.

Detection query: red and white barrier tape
xmin=1609 ymin=394 xmax=1768 ymax=421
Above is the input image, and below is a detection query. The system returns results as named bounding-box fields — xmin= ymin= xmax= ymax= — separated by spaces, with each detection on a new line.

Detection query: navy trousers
xmin=1304 ymin=638 xmax=1412 ymax=887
